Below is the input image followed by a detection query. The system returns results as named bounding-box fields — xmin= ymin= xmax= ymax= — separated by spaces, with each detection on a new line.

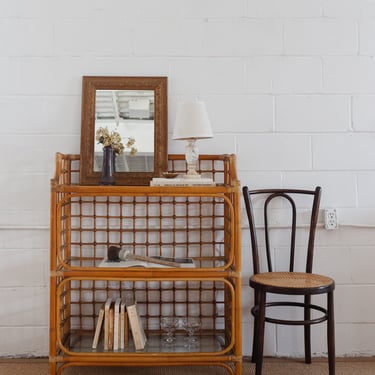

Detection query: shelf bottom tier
xmin=52 ymin=332 xmax=242 ymax=375
xmin=59 ymin=331 xmax=232 ymax=354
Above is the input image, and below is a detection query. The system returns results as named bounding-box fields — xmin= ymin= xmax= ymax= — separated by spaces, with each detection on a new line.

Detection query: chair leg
xmin=304 ymin=295 xmax=312 ymax=364
xmin=252 ymin=312 xmax=259 ymax=363
xmin=327 ymin=291 xmax=335 ymax=375
xmin=252 ymin=290 xmax=260 ymax=363
xmin=255 ymin=291 xmax=266 ymax=375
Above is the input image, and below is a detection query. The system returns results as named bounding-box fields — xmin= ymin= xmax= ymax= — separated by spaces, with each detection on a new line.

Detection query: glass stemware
xmin=182 ymin=316 xmax=201 ymax=348
xmin=160 ymin=316 xmax=178 ymax=344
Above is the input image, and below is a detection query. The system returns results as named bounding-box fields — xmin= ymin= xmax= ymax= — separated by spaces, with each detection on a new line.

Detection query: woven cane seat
xmin=251 ymin=272 xmax=334 ymax=292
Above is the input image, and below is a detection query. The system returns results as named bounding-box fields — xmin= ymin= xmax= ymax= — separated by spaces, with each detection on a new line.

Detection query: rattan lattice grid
xmin=57 ymin=194 xmax=230 ymax=269
xmin=51 ymin=153 xmax=239 ymax=357
xmin=52 ymin=153 xmax=234 ymax=186
xmin=53 ymin=154 xmax=236 ymax=270
xmin=56 ymin=278 xmax=235 ymax=354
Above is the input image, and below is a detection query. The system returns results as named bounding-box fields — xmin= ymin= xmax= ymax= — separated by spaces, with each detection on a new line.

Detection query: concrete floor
xmin=0 ymin=357 xmax=374 ymax=375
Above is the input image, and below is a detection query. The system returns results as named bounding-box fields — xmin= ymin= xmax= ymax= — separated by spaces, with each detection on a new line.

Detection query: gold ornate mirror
xmin=80 ymin=76 xmax=168 ymax=185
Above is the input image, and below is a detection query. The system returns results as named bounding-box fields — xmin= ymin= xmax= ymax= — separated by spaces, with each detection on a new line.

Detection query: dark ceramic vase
xmin=100 ymin=146 xmax=116 ymax=185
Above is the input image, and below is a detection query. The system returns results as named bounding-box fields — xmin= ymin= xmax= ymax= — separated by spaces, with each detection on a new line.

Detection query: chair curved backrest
xmin=242 ymin=187 xmax=321 ymax=275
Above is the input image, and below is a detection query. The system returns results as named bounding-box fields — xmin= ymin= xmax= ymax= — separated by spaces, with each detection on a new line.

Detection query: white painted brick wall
xmin=246 ymin=57 xmax=323 ymax=93
xmin=171 ymin=58 xmax=246 ymax=95
xmin=323 ymin=0 xmax=375 ymax=18
xmin=237 ymin=134 xmax=312 ymax=171
xmin=358 ymin=172 xmax=375 ymax=207
xmin=323 ymin=57 xmax=375 ymax=93
xmin=247 ymin=0 xmax=322 ymax=18
xmin=353 ymin=95 xmax=375 ymax=131
xmin=313 ymin=134 xmax=375 ymax=170
xmin=284 ymin=19 xmax=358 ymax=55
xmin=282 ymin=171 xmax=357 ymax=207
xmin=206 ymin=95 xmax=274 ymax=133
xmin=276 ymin=95 xmax=351 ymax=132
xmin=0 ymin=0 xmax=375 ymax=359
xmin=359 ymin=21 xmax=375 ymax=55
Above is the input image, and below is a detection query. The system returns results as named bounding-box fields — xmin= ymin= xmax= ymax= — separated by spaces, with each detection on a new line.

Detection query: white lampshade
xmin=172 ymin=100 xmax=213 ymax=178
xmin=173 ymin=101 xmax=213 ymax=140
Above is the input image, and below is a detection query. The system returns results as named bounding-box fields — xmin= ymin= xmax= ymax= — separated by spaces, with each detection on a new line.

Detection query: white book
xmin=113 ymin=297 xmax=121 ymax=351
xmin=120 ymin=300 xmax=127 ymax=350
xmin=108 ymin=304 xmax=114 ymax=350
xmin=150 ymin=177 xmax=215 ymax=186
xmin=103 ymin=298 xmax=112 ymax=351
xmin=92 ymin=304 xmax=105 ymax=349
xmin=126 ymin=300 xmax=147 ymax=350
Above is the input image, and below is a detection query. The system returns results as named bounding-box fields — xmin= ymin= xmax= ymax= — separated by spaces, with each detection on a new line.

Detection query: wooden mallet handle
xmin=125 ymin=253 xmax=182 ymax=268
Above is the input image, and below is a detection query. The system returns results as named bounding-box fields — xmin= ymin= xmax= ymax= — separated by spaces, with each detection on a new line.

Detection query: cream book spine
xmin=103 ymin=298 xmax=112 ymax=351
xmin=92 ymin=304 xmax=105 ymax=349
xmin=113 ymin=297 xmax=121 ymax=351
xmin=126 ymin=301 xmax=147 ymax=350
xmin=120 ymin=300 xmax=127 ymax=350
xmin=108 ymin=304 xmax=114 ymax=350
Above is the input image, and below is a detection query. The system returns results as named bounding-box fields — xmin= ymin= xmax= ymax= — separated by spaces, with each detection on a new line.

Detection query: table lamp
xmin=172 ymin=100 xmax=213 ymax=178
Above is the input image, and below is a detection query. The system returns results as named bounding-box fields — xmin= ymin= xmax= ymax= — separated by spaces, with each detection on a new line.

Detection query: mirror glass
xmin=94 ymin=89 xmax=155 ymax=173
xmin=80 ymin=76 xmax=168 ymax=185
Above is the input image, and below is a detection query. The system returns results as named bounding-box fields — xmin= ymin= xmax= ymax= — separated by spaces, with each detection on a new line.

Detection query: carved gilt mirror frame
xmin=80 ymin=76 xmax=168 ymax=185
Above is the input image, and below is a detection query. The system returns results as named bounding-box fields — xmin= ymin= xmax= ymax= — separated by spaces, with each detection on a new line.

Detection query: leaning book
xmin=92 ymin=304 xmax=105 ymax=349
xmin=126 ymin=300 xmax=147 ymax=351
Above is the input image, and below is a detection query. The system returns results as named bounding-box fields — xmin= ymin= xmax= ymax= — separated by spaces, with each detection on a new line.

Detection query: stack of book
xmin=150 ymin=177 xmax=215 ymax=186
xmin=92 ymin=297 xmax=147 ymax=351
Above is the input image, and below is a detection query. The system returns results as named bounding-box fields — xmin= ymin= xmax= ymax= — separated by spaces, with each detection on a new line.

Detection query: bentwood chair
xmin=242 ymin=186 xmax=335 ymax=375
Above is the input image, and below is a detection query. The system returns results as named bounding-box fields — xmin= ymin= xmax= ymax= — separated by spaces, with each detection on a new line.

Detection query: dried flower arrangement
xmin=96 ymin=127 xmax=137 ymax=156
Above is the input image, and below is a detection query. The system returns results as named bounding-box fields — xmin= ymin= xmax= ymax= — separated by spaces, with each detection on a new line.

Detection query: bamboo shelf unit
xmin=49 ymin=153 xmax=242 ymax=375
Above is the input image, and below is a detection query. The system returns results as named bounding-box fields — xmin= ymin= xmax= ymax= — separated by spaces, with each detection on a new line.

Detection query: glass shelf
xmin=66 ymin=258 xmax=227 ymax=269
xmin=64 ymin=332 xmax=228 ymax=354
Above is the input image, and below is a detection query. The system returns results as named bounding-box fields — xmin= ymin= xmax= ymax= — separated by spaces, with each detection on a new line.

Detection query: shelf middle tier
xmin=53 ymin=192 xmax=237 ymax=271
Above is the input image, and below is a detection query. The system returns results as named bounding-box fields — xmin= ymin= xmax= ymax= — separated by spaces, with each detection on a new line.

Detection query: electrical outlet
xmin=324 ymin=208 xmax=338 ymax=230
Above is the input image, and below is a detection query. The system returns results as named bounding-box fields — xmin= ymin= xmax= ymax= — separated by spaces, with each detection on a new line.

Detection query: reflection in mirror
xmin=94 ymin=90 xmax=155 ymax=173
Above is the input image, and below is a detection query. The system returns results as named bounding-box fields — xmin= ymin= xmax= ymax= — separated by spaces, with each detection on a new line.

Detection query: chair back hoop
xmin=242 ymin=186 xmax=321 ymax=275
